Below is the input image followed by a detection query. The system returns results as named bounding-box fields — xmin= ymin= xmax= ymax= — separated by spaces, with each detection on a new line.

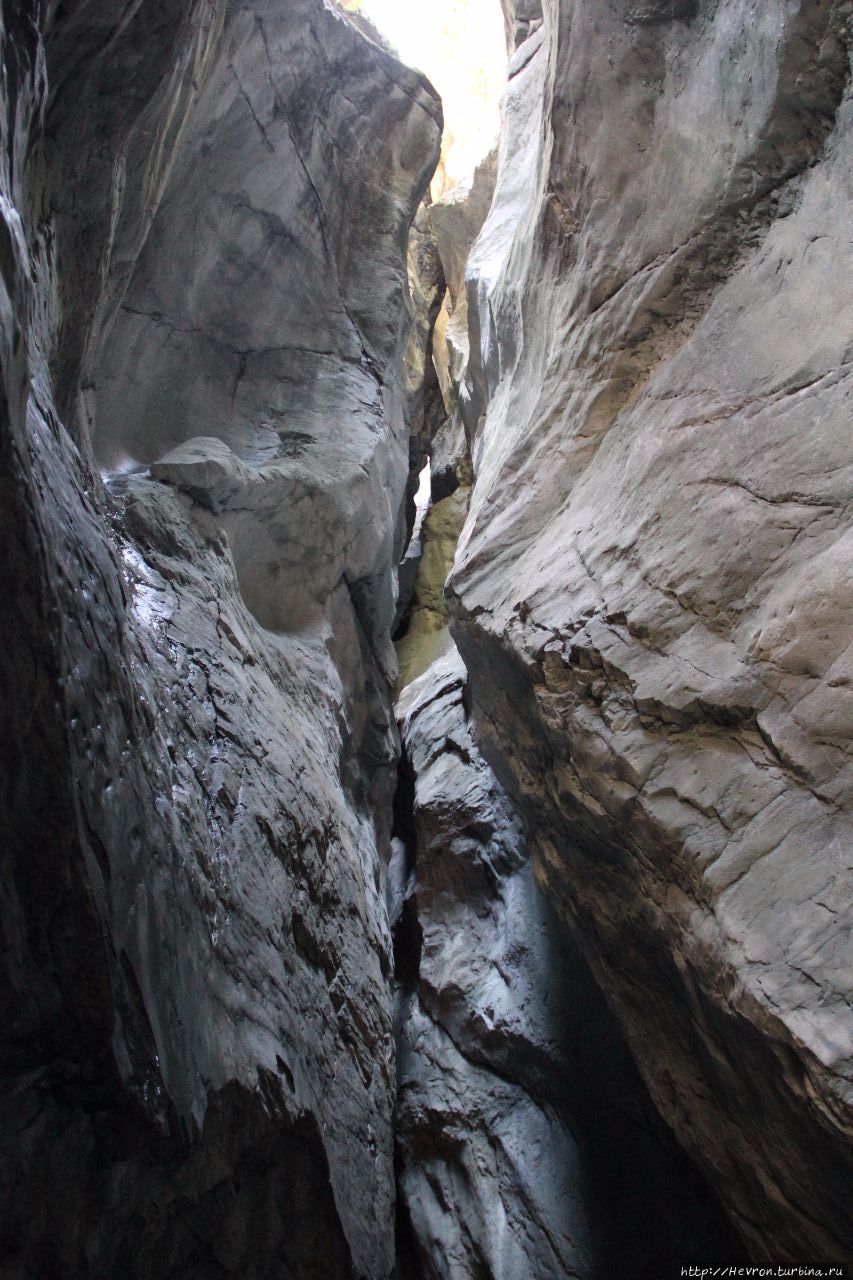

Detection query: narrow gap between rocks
xmin=4 ymin=0 xmax=845 ymax=1275
xmin=353 ymin=4 xmax=750 ymax=1276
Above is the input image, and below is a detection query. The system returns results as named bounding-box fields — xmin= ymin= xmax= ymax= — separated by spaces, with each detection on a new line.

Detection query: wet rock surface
xmin=450 ymin=0 xmax=853 ymax=1263
xmin=0 ymin=2 xmax=439 ymax=1275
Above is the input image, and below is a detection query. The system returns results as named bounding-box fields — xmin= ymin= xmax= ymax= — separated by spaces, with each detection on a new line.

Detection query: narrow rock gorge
xmin=0 ymin=1 xmax=850 ymax=1278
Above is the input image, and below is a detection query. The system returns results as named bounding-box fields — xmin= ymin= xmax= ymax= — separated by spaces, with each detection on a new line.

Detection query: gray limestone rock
xmin=449 ymin=0 xmax=853 ymax=1263
xmin=395 ymin=648 xmax=743 ymax=1278
xmin=150 ymin=437 xmax=254 ymax=512
xmin=395 ymin=487 xmax=470 ymax=691
xmin=0 ymin=1 xmax=440 ymax=1275
xmin=3 ymin=0 xmax=851 ymax=1270
xmin=429 ymin=150 xmax=497 ymax=499
xmin=402 ymin=201 xmax=448 ymax=549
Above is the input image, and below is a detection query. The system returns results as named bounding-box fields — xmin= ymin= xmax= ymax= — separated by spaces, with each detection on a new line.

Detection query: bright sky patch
xmin=341 ymin=0 xmax=506 ymax=194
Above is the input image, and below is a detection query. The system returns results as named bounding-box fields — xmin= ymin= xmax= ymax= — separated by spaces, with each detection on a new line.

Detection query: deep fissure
xmin=1 ymin=0 xmax=850 ymax=1275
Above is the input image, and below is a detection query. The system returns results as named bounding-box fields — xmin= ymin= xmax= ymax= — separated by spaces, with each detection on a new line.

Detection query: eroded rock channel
xmin=0 ymin=1 xmax=850 ymax=1277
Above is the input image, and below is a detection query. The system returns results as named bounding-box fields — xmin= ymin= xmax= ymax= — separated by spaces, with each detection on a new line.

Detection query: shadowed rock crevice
xmin=0 ymin=1076 xmax=357 ymax=1279
xmin=1 ymin=2 xmax=441 ymax=1275
xmin=1 ymin=0 xmax=851 ymax=1273
xmin=392 ymin=647 xmax=746 ymax=1277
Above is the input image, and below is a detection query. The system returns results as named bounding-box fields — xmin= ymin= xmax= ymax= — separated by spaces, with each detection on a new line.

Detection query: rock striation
xmin=449 ymin=0 xmax=853 ymax=1263
xmin=0 ymin=2 xmax=439 ymax=1275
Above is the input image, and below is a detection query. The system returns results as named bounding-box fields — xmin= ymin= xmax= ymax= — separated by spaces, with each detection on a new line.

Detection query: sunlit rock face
xmin=395 ymin=648 xmax=743 ymax=1278
xmin=352 ymin=0 xmax=506 ymax=197
xmin=0 ymin=2 xmax=439 ymax=1275
xmin=450 ymin=0 xmax=853 ymax=1262
xmin=396 ymin=487 xmax=469 ymax=689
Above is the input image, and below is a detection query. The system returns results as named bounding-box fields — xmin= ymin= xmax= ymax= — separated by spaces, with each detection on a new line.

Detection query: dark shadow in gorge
xmin=537 ymin=898 xmax=749 ymax=1277
xmin=390 ymin=657 xmax=747 ymax=1277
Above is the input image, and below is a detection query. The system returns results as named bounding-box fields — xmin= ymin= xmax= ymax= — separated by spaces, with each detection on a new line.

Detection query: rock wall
xmin=427 ymin=149 xmax=496 ymax=504
xmin=0 ymin=2 xmax=439 ymax=1275
xmin=3 ymin=0 xmax=851 ymax=1271
xmin=449 ymin=0 xmax=853 ymax=1263
xmin=395 ymin=647 xmax=743 ymax=1278
xmin=402 ymin=201 xmax=447 ymax=549
xmin=394 ymin=152 xmax=499 ymax=691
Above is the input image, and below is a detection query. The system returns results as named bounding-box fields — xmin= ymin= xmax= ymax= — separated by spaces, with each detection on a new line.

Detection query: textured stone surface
xmin=430 ymin=149 xmax=497 ymax=412
xmin=429 ymin=150 xmax=497 ymax=501
xmin=0 ymin=2 xmax=439 ymax=1275
xmin=402 ymin=201 xmax=448 ymax=546
xmin=394 ymin=151 xmax=499 ymax=690
xmin=95 ymin=0 xmax=441 ymax=673
xmin=4 ymin=0 xmax=852 ymax=1270
xmin=450 ymin=0 xmax=853 ymax=1263
xmin=395 ymin=487 xmax=469 ymax=691
xmin=395 ymin=648 xmax=744 ymax=1278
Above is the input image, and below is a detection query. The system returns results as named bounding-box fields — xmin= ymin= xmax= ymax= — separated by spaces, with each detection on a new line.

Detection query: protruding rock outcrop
xmin=0 ymin=2 xmax=439 ymax=1274
xmin=449 ymin=0 xmax=853 ymax=1262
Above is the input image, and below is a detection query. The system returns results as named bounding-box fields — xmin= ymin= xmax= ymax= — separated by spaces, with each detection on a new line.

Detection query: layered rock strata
xmin=0 ymin=2 xmax=439 ymax=1274
xmin=450 ymin=0 xmax=853 ymax=1262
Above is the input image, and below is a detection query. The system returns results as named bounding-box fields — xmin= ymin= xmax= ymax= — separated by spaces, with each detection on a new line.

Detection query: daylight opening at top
xmin=341 ymin=0 xmax=507 ymax=195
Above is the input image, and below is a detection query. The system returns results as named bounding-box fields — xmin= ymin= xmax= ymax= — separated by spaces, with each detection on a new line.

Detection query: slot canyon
xmin=0 ymin=0 xmax=850 ymax=1276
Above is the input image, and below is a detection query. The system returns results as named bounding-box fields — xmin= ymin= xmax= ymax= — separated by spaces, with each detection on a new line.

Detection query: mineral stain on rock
xmin=0 ymin=0 xmax=850 ymax=1277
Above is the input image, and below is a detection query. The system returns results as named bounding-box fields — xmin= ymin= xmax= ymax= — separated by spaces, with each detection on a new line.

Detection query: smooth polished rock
xmin=95 ymin=0 xmax=442 ymax=674
xmin=429 ymin=149 xmax=497 ymax=499
xmin=0 ymin=2 xmax=440 ymax=1275
xmin=150 ymin=436 xmax=253 ymax=512
xmin=395 ymin=487 xmax=469 ymax=691
xmin=395 ymin=648 xmax=744 ymax=1278
xmin=449 ymin=0 xmax=853 ymax=1263
xmin=402 ymin=200 xmax=448 ymax=544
